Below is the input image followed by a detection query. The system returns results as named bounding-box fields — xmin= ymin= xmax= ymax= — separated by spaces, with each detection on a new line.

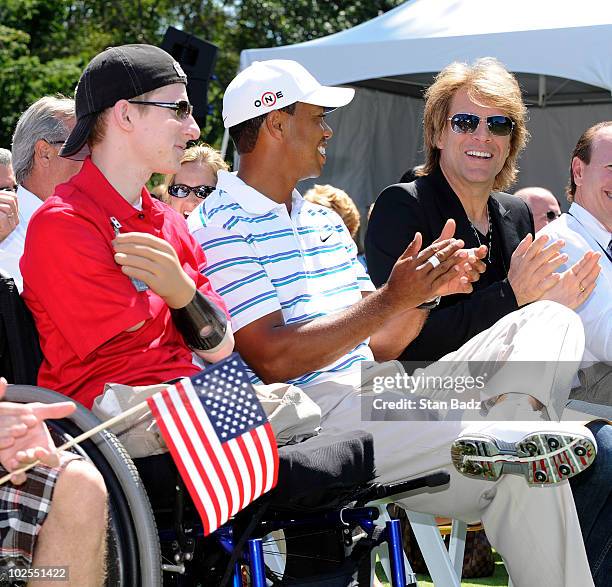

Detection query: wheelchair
xmin=1 ymin=276 xmax=452 ymax=586
xmin=6 ymin=384 xmax=450 ymax=587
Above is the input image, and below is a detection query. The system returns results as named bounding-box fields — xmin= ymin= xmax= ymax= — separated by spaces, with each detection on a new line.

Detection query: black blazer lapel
xmin=489 ymin=195 xmax=519 ymax=272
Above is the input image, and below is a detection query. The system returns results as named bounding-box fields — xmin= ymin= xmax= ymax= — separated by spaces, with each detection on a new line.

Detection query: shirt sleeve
xmin=191 ymin=224 xmax=282 ymax=332
xmin=542 ymin=224 xmax=612 ymax=364
xmin=180 ymin=228 xmax=229 ymax=317
xmin=21 ymin=205 xmax=152 ymax=360
xmin=329 ymin=209 xmax=375 ymax=292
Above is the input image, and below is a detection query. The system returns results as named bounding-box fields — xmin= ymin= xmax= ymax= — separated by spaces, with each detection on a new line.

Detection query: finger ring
xmin=428 ymin=256 xmax=441 ymax=269
xmin=579 ymin=282 xmax=585 ymax=293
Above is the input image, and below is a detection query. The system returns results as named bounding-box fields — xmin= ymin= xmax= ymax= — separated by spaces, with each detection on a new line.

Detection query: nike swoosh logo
xmin=320 ymin=233 xmax=333 ymax=242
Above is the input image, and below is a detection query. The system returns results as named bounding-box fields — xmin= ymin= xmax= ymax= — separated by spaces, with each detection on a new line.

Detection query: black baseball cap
xmin=60 ymin=44 xmax=188 ymax=159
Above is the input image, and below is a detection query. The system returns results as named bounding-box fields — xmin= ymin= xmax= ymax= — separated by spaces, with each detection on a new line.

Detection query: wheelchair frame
xmin=6 ymin=384 xmax=451 ymax=587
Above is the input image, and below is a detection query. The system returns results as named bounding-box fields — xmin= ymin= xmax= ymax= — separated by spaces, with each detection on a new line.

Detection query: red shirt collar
xmin=70 ymin=157 xmax=164 ymax=227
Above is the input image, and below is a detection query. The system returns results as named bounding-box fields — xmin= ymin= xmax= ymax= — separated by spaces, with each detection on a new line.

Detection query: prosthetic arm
xmin=171 ymin=291 xmax=234 ymax=361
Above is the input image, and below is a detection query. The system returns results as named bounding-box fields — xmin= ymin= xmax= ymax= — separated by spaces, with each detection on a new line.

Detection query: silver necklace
xmin=468 ymin=205 xmax=493 ymax=263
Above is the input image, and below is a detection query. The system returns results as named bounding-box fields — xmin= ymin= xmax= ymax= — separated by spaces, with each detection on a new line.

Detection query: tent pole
xmin=221 ymin=128 xmax=230 ymax=158
xmin=538 ymin=75 xmax=547 ymax=107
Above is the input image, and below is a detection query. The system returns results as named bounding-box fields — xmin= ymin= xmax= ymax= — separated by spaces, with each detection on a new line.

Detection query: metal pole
xmin=248 ymin=538 xmax=267 ymax=587
xmin=386 ymin=519 xmax=408 ymax=587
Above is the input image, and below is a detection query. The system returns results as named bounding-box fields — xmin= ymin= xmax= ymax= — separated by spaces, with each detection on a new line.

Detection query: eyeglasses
xmin=127 ymin=99 xmax=193 ymax=120
xmin=0 ymin=184 xmax=17 ymax=192
xmin=546 ymin=210 xmax=561 ymax=221
xmin=448 ymin=113 xmax=515 ymax=137
xmin=168 ymin=183 xmax=216 ymax=199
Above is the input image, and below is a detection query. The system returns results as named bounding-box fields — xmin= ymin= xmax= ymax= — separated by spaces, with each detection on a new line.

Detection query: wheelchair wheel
xmin=6 ymin=385 xmax=162 ymax=587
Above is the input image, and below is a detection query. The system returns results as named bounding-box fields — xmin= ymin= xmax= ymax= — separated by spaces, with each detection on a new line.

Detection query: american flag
xmin=146 ymin=354 xmax=279 ymax=535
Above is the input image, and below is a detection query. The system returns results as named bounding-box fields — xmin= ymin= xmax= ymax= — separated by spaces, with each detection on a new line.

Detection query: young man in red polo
xmin=20 ymin=44 xmax=232 ymax=409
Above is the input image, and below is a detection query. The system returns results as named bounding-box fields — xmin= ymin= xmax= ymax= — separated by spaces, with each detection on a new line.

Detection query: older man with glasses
xmin=0 ymin=97 xmax=82 ymax=291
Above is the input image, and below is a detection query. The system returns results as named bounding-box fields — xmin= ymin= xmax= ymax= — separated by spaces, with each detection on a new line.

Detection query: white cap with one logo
xmin=222 ymin=59 xmax=355 ymax=128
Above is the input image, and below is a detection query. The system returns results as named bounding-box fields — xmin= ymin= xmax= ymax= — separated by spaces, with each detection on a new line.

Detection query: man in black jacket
xmin=366 ymin=57 xmax=600 ymax=363
xmin=366 ymin=58 xmax=611 ymax=586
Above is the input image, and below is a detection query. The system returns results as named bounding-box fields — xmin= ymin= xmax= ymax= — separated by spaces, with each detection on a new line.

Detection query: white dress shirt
xmin=0 ymin=185 xmax=43 ymax=292
xmin=539 ymin=203 xmax=612 ymax=364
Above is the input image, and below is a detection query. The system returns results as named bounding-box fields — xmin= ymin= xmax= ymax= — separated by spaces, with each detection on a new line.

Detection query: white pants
xmin=305 ymin=301 xmax=592 ymax=587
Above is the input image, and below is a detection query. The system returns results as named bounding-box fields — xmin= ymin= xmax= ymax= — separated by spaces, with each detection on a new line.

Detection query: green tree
xmin=0 ymin=0 xmax=404 ymax=151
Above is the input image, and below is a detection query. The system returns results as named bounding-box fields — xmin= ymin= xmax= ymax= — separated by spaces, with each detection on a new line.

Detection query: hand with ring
xmin=384 ymin=219 xmax=486 ymax=310
xmin=538 ymin=250 xmax=601 ymax=309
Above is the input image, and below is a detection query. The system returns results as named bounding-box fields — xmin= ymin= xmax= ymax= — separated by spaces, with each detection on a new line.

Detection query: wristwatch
xmin=417 ymin=296 xmax=441 ymax=310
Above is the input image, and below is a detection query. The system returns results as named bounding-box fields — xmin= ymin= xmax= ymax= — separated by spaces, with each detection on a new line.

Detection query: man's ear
xmin=33 ymin=139 xmax=53 ymax=168
xmin=264 ymin=110 xmax=285 ymax=141
xmin=111 ymin=100 xmax=134 ymax=131
xmin=571 ymin=156 xmax=584 ymax=188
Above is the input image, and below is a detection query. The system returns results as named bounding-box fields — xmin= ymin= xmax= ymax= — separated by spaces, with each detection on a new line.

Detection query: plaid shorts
xmin=0 ymin=464 xmax=60 ymax=575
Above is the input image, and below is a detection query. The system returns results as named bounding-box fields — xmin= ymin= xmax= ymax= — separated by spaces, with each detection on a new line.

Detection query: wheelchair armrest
xmin=356 ymin=470 xmax=451 ymax=506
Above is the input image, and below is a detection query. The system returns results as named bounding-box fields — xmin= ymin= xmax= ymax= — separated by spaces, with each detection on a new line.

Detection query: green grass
xmin=376 ymin=551 xmax=509 ymax=586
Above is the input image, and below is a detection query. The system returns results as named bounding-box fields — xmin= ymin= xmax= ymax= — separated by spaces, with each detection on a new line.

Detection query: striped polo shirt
xmin=188 ymin=171 xmax=375 ymax=388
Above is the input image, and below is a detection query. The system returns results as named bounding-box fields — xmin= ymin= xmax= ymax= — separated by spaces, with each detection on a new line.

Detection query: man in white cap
xmin=188 ymin=60 xmax=602 ymax=586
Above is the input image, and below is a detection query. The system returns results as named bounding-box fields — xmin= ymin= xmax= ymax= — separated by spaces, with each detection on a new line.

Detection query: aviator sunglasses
xmin=448 ymin=113 xmax=515 ymax=137
xmin=127 ymin=99 xmax=193 ymax=120
xmin=168 ymin=184 xmax=216 ymax=199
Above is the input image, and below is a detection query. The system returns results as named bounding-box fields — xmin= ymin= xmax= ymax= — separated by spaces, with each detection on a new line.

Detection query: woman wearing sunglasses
xmin=162 ymin=144 xmax=229 ymax=219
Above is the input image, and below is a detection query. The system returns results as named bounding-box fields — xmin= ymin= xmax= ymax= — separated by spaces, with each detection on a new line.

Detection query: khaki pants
xmin=303 ymin=301 xmax=593 ymax=587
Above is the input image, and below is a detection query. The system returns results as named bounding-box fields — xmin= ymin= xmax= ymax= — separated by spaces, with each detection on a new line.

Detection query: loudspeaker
xmin=161 ymin=27 xmax=218 ymax=127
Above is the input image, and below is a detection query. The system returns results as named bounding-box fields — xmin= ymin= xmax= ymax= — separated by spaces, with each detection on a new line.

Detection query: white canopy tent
xmin=233 ymin=0 xmax=612 ymax=224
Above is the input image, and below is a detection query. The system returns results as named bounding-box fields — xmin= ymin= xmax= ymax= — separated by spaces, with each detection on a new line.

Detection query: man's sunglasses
xmin=448 ymin=113 xmax=515 ymax=137
xmin=127 ymin=99 xmax=193 ymax=121
xmin=0 ymin=185 xmax=17 ymax=192
xmin=168 ymin=183 xmax=216 ymax=199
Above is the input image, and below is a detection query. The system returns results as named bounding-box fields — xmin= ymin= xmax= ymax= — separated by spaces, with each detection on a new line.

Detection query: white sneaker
xmin=451 ymin=422 xmax=597 ymax=486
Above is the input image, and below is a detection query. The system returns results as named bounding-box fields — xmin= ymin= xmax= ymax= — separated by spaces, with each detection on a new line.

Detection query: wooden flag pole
xmin=0 ymin=400 xmax=151 ymax=486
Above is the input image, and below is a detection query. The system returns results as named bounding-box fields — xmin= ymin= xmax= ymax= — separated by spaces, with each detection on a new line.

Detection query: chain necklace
xmin=468 ymin=204 xmax=493 ymax=264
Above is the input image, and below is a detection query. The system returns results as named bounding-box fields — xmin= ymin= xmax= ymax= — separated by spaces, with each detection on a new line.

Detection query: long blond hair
xmin=420 ymin=58 xmax=529 ymax=192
